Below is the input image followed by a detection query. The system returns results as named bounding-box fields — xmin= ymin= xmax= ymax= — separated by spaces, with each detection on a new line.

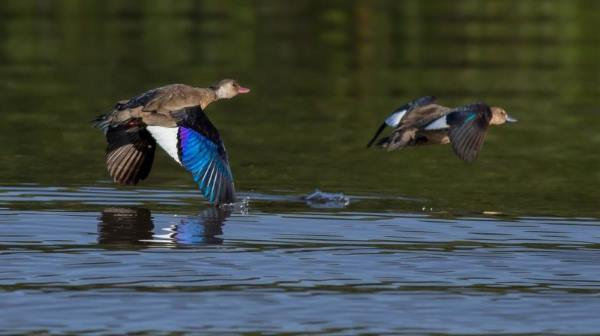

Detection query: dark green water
xmin=1 ymin=1 xmax=600 ymax=335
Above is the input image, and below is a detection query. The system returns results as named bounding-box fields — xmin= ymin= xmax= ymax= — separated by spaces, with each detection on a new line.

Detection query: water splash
xmin=302 ymin=189 xmax=350 ymax=208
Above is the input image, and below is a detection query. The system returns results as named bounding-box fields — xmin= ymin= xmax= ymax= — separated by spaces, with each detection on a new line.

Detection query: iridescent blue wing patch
xmin=177 ymin=127 xmax=236 ymax=205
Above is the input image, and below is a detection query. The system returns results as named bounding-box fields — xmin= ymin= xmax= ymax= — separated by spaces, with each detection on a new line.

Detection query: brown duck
xmin=367 ymin=96 xmax=517 ymax=162
xmin=93 ymin=79 xmax=250 ymax=205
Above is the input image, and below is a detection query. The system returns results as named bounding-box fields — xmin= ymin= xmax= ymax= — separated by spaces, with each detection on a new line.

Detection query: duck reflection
xmin=98 ymin=207 xmax=154 ymax=245
xmin=98 ymin=207 xmax=231 ymax=246
xmin=155 ymin=207 xmax=230 ymax=245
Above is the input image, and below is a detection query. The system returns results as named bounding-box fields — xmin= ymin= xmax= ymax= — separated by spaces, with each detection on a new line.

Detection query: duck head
xmin=211 ymin=79 xmax=250 ymax=99
xmin=490 ymin=106 xmax=517 ymax=125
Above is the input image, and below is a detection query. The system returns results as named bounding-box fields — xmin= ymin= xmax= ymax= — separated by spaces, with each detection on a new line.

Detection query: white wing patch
xmin=385 ymin=109 xmax=407 ymax=127
xmin=146 ymin=126 xmax=182 ymax=165
xmin=424 ymin=115 xmax=449 ymax=130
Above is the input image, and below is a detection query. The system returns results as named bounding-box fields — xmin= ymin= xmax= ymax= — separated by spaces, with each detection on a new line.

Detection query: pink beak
xmin=238 ymin=86 xmax=250 ymax=94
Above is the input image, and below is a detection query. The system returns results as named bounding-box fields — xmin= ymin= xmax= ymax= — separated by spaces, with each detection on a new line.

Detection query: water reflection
xmin=154 ymin=207 xmax=230 ymax=245
xmin=97 ymin=207 xmax=154 ymax=245
xmin=98 ymin=207 xmax=230 ymax=246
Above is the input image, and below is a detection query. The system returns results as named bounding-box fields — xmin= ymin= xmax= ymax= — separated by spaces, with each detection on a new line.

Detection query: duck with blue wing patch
xmin=368 ymin=98 xmax=517 ymax=162
xmin=93 ymin=79 xmax=250 ymax=206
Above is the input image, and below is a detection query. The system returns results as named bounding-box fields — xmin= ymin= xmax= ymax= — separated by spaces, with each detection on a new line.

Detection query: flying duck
xmin=367 ymin=96 xmax=517 ymax=161
xmin=93 ymin=79 xmax=250 ymax=205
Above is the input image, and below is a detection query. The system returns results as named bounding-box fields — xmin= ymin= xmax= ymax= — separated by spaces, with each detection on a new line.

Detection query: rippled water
xmin=2 ymin=0 xmax=600 ymax=334
xmin=2 ymin=186 xmax=600 ymax=334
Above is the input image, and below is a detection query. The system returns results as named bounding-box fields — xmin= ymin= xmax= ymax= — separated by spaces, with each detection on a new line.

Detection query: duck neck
xmin=196 ymin=87 xmax=219 ymax=110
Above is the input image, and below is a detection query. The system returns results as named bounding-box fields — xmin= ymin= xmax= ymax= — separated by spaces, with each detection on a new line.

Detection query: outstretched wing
xmin=178 ymin=127 xmax=235 ymax=205
xmin=367 ymin=96 xmax=436 ymax=148
xmin=105 ymin=125 xmax=156 ymax=185
xmin=173 ymin=106 xmax=236 ymax=205
xmin=446 ymin=103 xmax=492 ymax=162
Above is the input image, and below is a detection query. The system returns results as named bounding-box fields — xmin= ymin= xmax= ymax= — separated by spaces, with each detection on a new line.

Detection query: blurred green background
xmin=0 ymin=0 xmax=598 ymax=216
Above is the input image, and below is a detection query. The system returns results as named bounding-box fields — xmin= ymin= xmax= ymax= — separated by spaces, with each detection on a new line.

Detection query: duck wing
xmin=116 ymin=84 xmax=195 ymax=112
xmin=146 ymin=106 xmax=235 ymax=205
xmin=376 ymin=103 xmax=451 ymax=151
xmin=94 ymin=85 xmax=196 ymax=131
xmin=97 ymin=87 xmax=173 ymax=185
xmin=114 ymin=88 xmax=162 ymax=111
xmin=93 ymin=87 xmax=168 ymax=132
xmin=366 ymin=96 xmax=436 ymax=148
xmin=446 ymin=103 xmax=492 ymax=162
xmin=105 ymin=124 xmax=156 ymax=185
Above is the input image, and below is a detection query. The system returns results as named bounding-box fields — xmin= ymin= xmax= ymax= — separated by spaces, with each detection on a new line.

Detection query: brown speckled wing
xmin=105 ymin=126 xmax=156 ymax=185
xmin=446 ymin=103 xmax=492 ymax=162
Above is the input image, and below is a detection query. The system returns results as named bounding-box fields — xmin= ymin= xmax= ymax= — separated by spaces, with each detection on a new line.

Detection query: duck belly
xmin=413 ymin=130 xmax=450 ymax=146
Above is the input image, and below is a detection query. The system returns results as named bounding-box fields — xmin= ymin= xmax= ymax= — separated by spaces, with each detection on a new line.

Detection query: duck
xmin=367 ymin=96 xmax=517 ymax=162
xmin=93 ymin=79 xmax=250 ymax=205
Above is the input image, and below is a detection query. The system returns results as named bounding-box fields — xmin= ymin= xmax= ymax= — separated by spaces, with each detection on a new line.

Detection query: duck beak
xmin=237 ymin=86 xmax=250 ymax=94
xmin=505 ymin=115 xmax=518 ymax=123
